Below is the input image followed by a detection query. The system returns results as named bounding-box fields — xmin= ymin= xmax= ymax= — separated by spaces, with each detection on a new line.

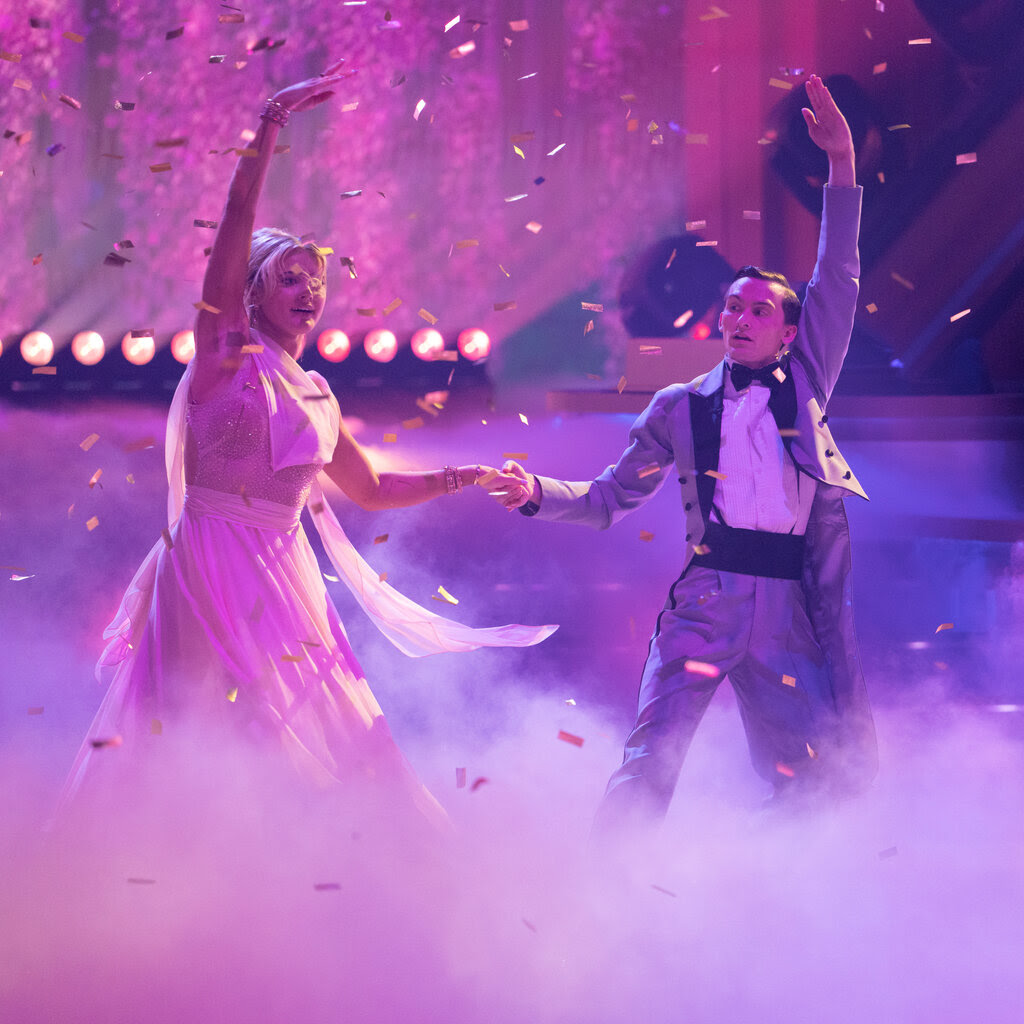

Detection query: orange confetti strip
xmin=698 ymin=5 xmax=730 ymax=20
xmin=494 ymin=300 xmax=517 ymax=311
xmin=639 ymin=344 xmax=663 ymax=355
xmin=79 ymin=433 xmax=100 ymax=451
xmin=873 ymin=62 xmax=888 ymax=74
xmin=378 ymin=572 xmax=388 ymax=583
xmin=781 ymin=674 xmax=797 ymax=687
xmin=769 ymin=78 xmax=793 ymax=90
xmin=1 ymin=51 xmax=23 ymax=63
xmin=692 ymin=544 xmax=711 ymax=556
xmin=502 ymin=452 xmax=528 ymax=460
xmin=950 ymin=308 xmax=971 ymax=322
xmin=123 ymin=436 xmax=155 ymax=452
xmin=373 ymin=534 xmax=389 ymax=545
xmin=456 ymin=238 xmax=479 ymax=248
xmin=626 ymin=119 xmax=639 ymax=132
xmin=581 ymin=302 xmax=604 ymax=312
xmin=383 ymin=433 xmax=398 ymax=443
xmin=955 ymin=152 xmax=977 ymax=166
xmin=639 ymin=530 xmax=655 ymax=543
xmin=281 ymin=655 xmax=303 ymax=663
xmin=637 ymin=463 xmax=661 ymax=479
xmin=85 ymin=516 xmax=99 ymax=532
xmin=13 ymin=78 xmax=31 ymax=90
xmin=239 ymin=344 xmax=264 ymax=354
xmin=908 ymin=37 xmax=932 ymax=45
xmin=418 ymin=308 xmax=439 ymax=324
xmin=772 ymin=366 xmax=787 ymax=384
xmin=616 ymin=376 xmax=627 ymax=394
xmin=235 ymin=148 xmax=258 ymax=158
xmin=448 ymin=39 xmax=474 ymax=58
xmin=935 ymin=622 xmax=954 ymax=633
xmin=704 ymin=469 xmax=727 ymax=480
xmin=226 ymin=687 xmax=238 ymax=703
xmin=402 ymin=417 xmax=425 ymax=430
xmin=32 ymin=366 xmax=56 ymax=375
xmin=778 ymin=428 xmax=801 ymax=438
xmin=865 ymin=302 xmax=878 ymax=313
xmin=59 ymin=93 xmax=81 ymax=109
xmin=149 ymin=162 xmax=172 ymax=173
xmin=684 ymin=659 xmax=720 ymax=678
xmin=27 ymin=707 xmax=44 ymax=715
xmin=432 ymin=585 xmax=459 ymax=605
xmin=509 ymin=19 xmax=529 ymax=31
xmin=673 ymin=310 xmax=694 ymax=329
xmin=696 ymin=240 xmax=718 ymax=247
xmin=87 ymin=468 xmax=103 ymax=489
xmin=888 ymin=124 xmax=911 ymax=132
xmin=356 ymin=308 xmax=377 ymax=317
xmin=806 ymin=742 xmax=817 ymax=759
xmin=193 ymin=300 xmax=222 ymax=314
xmin=557 ymin=730 xmax=584 ymax=747
xmin=525 ymin=221 xmax=543 ymax=234
xmin=775 ymin=762 xmax=795 ymax=778
xmin=584 ymin=320 xmax=595 ymax=335
xmin=891 ymin=272 xmax=915 ymax=290
xmin=383 ymin=298 xmax=402 ymax=315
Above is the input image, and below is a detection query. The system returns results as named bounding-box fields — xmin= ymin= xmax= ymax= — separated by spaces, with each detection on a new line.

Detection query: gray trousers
xmin=594 ymin=565 xmax=839 ymax=831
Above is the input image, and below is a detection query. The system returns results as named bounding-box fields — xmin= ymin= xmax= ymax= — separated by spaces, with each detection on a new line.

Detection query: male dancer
xmin=497 ymin=76 xmax=877 ymax=832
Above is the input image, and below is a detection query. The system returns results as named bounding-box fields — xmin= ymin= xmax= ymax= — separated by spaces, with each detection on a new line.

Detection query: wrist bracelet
xmin=259 ymin=98 xmax=290 ymax=128
xmin=444 ymin=465 xmax=464 ymax=495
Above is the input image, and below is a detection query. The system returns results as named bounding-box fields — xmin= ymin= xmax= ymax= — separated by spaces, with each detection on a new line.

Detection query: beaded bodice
xmin=184 ymin=360 xmax=324 ymax=510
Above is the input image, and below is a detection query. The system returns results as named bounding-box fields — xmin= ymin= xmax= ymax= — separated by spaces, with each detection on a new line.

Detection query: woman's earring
xmin=249 ymin=306 xmax=258 ymax=328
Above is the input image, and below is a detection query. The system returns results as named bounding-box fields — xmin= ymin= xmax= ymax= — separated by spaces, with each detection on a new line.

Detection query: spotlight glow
xmin=317 ymin=329 xmax=351 ymax=363
xmin=171 ymin=330 xmax=196 ymax=364
xmin=364 ymin=328 xmax=397 ymax=363
xmin=693 ymin=322 xmax=712 ymax=341
xmin=20 ymin=331 xmax=54 ymax=367
xmin=457 ymin=327 xmax=490 ymax=362
xmin=411 ymin=327 xmax=445 ymax=361
xmin=71 ymin=330 xmax=106 ymax=366
xmin=121 ymin=331 xmax=155 ymax=366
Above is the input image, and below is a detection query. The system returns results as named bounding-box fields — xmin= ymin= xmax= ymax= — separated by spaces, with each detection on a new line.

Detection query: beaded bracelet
xmin=259 ymin=98 xmax=290 ymax=128
xmin=444 ymin=465 xmax=464 ymax=495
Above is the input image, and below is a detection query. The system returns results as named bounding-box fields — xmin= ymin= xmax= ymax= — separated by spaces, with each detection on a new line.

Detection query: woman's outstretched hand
xmin=272 ymin=59 xmax=357 ymax=113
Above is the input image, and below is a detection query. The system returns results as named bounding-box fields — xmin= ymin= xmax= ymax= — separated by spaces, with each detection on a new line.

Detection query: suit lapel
xmin=689 ymin=362 xmax=724 ymax=520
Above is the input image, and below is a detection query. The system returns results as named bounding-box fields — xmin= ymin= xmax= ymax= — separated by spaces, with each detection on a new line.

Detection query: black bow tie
xmin=729 ymin=361 xmax=782 ymax=392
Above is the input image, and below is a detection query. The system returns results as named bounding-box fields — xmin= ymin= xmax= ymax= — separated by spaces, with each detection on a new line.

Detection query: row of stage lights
xmin=6 ymin=326 xmax=493 ymax=368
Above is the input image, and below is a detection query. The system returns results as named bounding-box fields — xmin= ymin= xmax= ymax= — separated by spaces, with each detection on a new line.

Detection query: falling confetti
xmin=935 ymin=622 xmax=954 ymax=633
xmin=781 ymin=674 xmax=797 ymax=687
xmin=683 ymin=659 xmax=720 ymax=678
xmin=557 ymin=730 xmax=584 ymax=747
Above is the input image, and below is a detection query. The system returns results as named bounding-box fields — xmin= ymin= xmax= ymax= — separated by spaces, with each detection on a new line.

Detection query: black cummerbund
xmin=689 ymin=521 xmax=805 ymax=580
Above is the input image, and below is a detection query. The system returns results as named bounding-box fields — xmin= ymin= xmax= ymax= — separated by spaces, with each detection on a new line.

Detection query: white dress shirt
xmin=713 ymin=365 xmax=816 ymax=535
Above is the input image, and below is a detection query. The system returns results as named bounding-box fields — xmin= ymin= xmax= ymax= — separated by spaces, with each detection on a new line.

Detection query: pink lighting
xmin=693 ymin=322 xmax=712 ymax=341
xmin=317 ymin=329 xmax=351 ymax=363
xmin=71 ymin=331 xmax=106 ymax=366
xmin=171 ymin=330 xmax=196 ymax=364
xmin=20 ymin=331 xmax=54 ymax=367
xmin=364 ymin=328 xmax=398 ymax=363
xmin=457 ymin=328 xmax=491 ymax=362
xmin=121 ymin=332 xmax=155 ymax=366
xmin=410 ymin=327 xmax=445 ymax=361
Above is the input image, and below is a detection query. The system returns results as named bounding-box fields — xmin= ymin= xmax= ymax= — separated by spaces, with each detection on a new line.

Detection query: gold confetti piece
xmin=357 ymin=307 xmax=377 ymax=317
xmin=742 ymin=210 xmax=761 ymax=221
xmin=617 ymin=376 xmax=627 ymax=394
xmin=581 ymin=301 xmax=604 ymax=312
xmin=498 ymin=263 xmax=511 ymax=277
xmin=456 ymin=238 xmax=479 ymax=248
xmin=769 ymin=77 xmax=794 ymax=90
xmin=402 ymin=417 xmax=425 ymax=430
xmin=226 ymin=687 xmax=238 ymax=703
xmin=87 ymin=468 xmax=103 ymax=489
xmin=80 ymin=433 xmax=100 ymax=451
xmin=772 ymin=366 xmax=787 ymax=384
xmin=378 ymin=571 xmax=388 ymax=583
xmin=85 ymin=516 xmax=100 ymax=532
xmin=281 ymin=654 xmax=303 ymax=663
xmin=865 ymin=302 xmax=878 ymax=313
xmin=557 ymin=730 xmax=584 ymax=747
xmin=873 ymin=62 xmax=887 ymax=74
xmin=908 ymin=37 xmax=932 ymax=45
xmin=155 ymin=137 xmax=187 ymax=149
xmin=525 ymin=221 xmax=543 ymax=234
xmin=950 ymin=308 xmax=971 ymax=322
xmin=781 ymin=674 xmax=797 ymax=687
xmin=1 ymin=51 xmax=23 ymax=63
xmin=193 ymin=300 xmax=222 ymax=314
xmin=775 ymin=762 xmax=795 ymax=778
xmin=418 ymin=308 xmax=439 ymax=325
xmin=32 ymin=366 xmax=56 ymax=375
xmin=584 ymin=320 xmax=595 ymax=335
xmin=887 ymin=124 xmax=911 ymax=132
xmin=878 ymin=846 xmax=898 ymax=860
xmin=692 ymin=544 xmax=711 ymax=555
xmin=433 ymin=585 xmax=459 ymax=605
xmin=639 ymin=530 xmax=655 ymax=543
xmin=494 ymin=300 xmax=517 ymax=311
xmin=502 ymin=453 xmax=529 ymax=462
xmin=935 ymin=622 xmax=954 ymax=633
xmin=218 ymin=13 xmax=244 ymax=23
xmin=877 ymin=171 xmax=885 ymax=183
xmin=638 ymin=463 xmax=661 ymax=478
xmin=778 ymin=428 xmax=801 ymax=437
xmin=383 ymin=297 xmax=402 ymax=315
xmin=27 ymin=707 xmax=44 ymax=715
xmin=372 ymin=534 xmax=389 ymax=547
xmin=149 ymin=162 xmax=172 ymax=173
xmin=806 ymin=742 xmax=817 ymax=759
xmin=239 ymin=344 xmax=264 ymax=354
xmin=698 ymin=4 xmax=730 ymax=20
xmin=704 ymin=469 xmax=727 ymax=480
xmin=13 ymin=78 xmax=31 ymax=90
xmin=519 ymin=413 xmax=529 ymax=426
xmin=151 ymin=718 xmax=163 ymax=735
xmin=955 ymin=152 xmax=977 ymax=166
xmin=684 ymin=659 xmax=720 ymax=677
xmin=382 ymin=433 xmax=398 ymax=443
xmin=59 ymin=93 xmax=81 ymax=109
xmin=696 ymin=240 xmax=718 ymax=247
xmin=513 ymin=144 xmax=525 ymax=158
xmin=509 ymin=19 xmax=529 ymax=31
xmin=236 ymin=148 xmax=258 ymax=158
xmin=341 ymin=102 xmax=359 ymax=113
xmin=891 ymin=272 xmax=915 ymax=290
xmin=455 ymin=767 xmax=467 ymax=788
xmin=673 ymin=311 xmax=694 ymax=330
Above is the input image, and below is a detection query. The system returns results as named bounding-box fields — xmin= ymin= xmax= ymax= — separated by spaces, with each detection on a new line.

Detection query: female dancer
xmin=59 ymin=64 xmax=553 ymax=829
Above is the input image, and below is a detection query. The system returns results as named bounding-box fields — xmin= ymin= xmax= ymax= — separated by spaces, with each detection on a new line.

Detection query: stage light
xmin=20 ymin=331 xmax=54 ymax=366
xmin=171 ymin=330 xmax=196 ymax=364
xmin=411 ymin=327 xmax=445 ymax=361
xmin=692 ymin=322 xmax=712 ymax=341
xmin=457 ymin=328 xmax=490 ymax=362
xmin=317 ymin=329 xmax=351 ymax=363
xmin=121 ymin=331 xmax=155 ymax=366
xmin=364 ymin=328 xmax=397 ymax=363
xmin=71 ymin=330 xmax=106 ymax=366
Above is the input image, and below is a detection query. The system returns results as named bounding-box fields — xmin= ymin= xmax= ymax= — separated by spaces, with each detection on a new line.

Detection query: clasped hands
xmin=477 ymin=460 xmax=536 ymax=511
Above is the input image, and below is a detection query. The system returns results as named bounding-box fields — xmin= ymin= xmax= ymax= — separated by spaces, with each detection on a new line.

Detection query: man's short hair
xmin=731 ymin=265 xmax=802 ymax=326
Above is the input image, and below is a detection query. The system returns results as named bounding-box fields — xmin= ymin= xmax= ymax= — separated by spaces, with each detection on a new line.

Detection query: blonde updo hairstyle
xmin=244 ymin=227 xmax=328 ymax=326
